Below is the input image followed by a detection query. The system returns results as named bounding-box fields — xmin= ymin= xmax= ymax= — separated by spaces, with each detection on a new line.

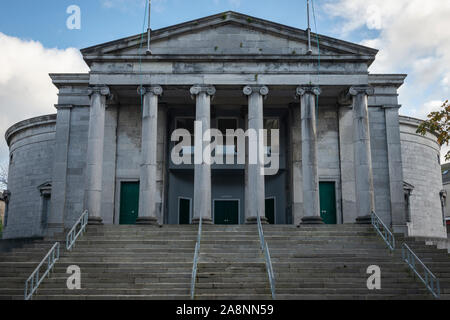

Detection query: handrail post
xmin=256 ymin=211 xmax=276 ymax=300
xmin=66 ymin=210 xmax=89 ymax=251
xmin=370 ymin=211 xmax=395 ymax=251
xmin=190 ymin=215 xmax=203 ymax=300
xmin=24 ymin=242 xmax=60 ymax=300
xmin=401 ymin=243 xmax=440 ymax=299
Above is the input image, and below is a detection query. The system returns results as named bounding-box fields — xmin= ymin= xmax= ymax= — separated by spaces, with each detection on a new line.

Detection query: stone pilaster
xmin=349 ymin=86 xmax=375 ymax=224
xmin=243 ymin=85 xmax=268 ymax=224
xmin=191 ymin=85 xmax=216 ymax=225
xmin=296 ymin=87 xmax=324 ymax=225
xmin=137 ymin=86 xmax=163 ymax=225
xmin=384 ymin=106 xmax=407 ymax=232
xmin=85 ymin=86 xmax=110 ymax=225
xmin=47 ymin=106 xmax=71 ymax=235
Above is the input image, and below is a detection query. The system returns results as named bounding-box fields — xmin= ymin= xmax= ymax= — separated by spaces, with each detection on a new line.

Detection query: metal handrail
xmin=66 ymin=210 xmax=89 ymax=251
xmin=257 ymin=212 xmax=276 ymax=300
xmin=24 ymin=242 xmax=60 ymax=300
xmin=190 ymin=215 xmax=203 ymax=300
xmin=402 ymin=243 xmax=440 ymax=299
xmin=371 ymin=211 xmax=395 ymax=251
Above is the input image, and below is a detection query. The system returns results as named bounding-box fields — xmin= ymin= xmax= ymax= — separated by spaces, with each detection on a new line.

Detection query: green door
xmin=319 ymin=182 xmax=337 ymax=225
xmin=265 ymin=198 xmax=275 ymax=225
xmin=214 ymin=201 xmax=239 ymax=225
xmin=119 ymin=182 xmax=140 ymax=225
xmin=179 ymin=198 xmax=191 ymax=225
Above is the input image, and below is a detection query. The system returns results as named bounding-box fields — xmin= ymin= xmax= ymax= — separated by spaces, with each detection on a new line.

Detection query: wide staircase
xmin=264 ymin=225 xmax=450 ymax=300
xmin=195 ymin=225 xmax=271 ymax=300
xmin=0 ymin=224 xmax=449 ymax=300
xmin=0 ymin=225 xmax=198 ymax=300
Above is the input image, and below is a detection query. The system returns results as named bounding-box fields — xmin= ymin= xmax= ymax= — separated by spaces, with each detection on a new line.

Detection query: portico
xmin=81 ymin=81 xmax=376 ymax=226
xmin=6 ymin=11 xmax=436 ymax=242
xmin=37 ymin=11 xmax=408 ymax=234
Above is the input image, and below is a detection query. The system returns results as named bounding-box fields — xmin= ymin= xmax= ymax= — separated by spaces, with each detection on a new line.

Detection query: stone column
xmin=85 ymin=86 xmax=110 ymax=225
xmin=349 ymin=86 xmax=375 ymax=224
xmin=191 ymin=85 xmax=216 ymax=225
xmin=137 ymin=86 xmax=163 ymax=225
xmin=338 ymin=105 xmax=357 ymax=223
xmin=290 ymin=103 xmax=304 ymax=225
xmin=243 ymin=85 xmax=268 ymax=224
xmin=296 ymin=87 xmax=323 ymax=225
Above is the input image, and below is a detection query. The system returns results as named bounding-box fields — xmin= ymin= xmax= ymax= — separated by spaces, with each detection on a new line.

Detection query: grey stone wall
xmin=3 ymin=115 xmax=56 ymax=239
xmin=400 ymin=116 xmax=447 ymax=238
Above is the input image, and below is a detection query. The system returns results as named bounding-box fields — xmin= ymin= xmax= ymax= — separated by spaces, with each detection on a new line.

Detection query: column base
xmin=301 ymin=216 xmax=325 ymax=225
xmin=88 ymin=217 xmax=103 ymax=226
xmin=192 ymin=218 xmax=213 ymax=225
xmin=246 ymin=217 xmax=268 ymax=225
xmin=136 ymin=217 xmax=159 ymax=225
xmin=355 ymin=215 xmax=372 ymax=225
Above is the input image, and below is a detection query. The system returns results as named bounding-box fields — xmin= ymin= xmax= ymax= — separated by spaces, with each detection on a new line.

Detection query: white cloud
xmin=324 ymin=0 xmax=450 ymax=162
xmin=324 ymin=0 xmax=450 ymax=114
xmin=410 ymin=100 xmax=443 ymax=120
xmin=0 ymin=32 xmax=88 ymax=165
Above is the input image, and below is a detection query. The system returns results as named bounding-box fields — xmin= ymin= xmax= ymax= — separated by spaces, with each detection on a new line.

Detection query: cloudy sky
xmin=0 ymin=0 xmax=449 ymax=166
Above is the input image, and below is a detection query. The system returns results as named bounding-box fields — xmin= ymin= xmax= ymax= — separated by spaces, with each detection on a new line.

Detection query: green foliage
xmin=417 ymin=100 xmax=450 ymax=161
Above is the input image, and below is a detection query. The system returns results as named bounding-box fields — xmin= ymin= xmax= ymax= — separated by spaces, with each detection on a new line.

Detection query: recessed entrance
xmin=119 ymin=182 xmax=140 ymax=225
xmin=179 ymin=198 xmax=192 ymax=225
xmin=319 ymin=182 xmax=337 ymax=225
xmin=265 ymin=198 xmax=275 ymax=224
xmin=214 ymin=200 xmax=239 ymax=225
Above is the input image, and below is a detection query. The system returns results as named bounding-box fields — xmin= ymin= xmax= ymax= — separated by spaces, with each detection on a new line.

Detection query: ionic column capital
xmin=243 ymin=85 xmax=269 ymax=96
xmin=296 ymin=86 xmax=321 ymax=97
xmin=87 ymin=85 xmax=110 ymax=97
xmin=349 ymin=86 xmax=375 ymax=96
xmin=137 ymin=85 xmax=163 ymax=96
xmin=190 ymin=85 xmax=216 ymax=98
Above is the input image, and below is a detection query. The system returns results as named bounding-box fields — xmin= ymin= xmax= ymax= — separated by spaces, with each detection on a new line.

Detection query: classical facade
xmin=2 ymin=12 xmax=447 ymax=239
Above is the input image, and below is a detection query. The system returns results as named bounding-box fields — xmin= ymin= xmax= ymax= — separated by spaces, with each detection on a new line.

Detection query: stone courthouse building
xmin=2 ymin=12 xmax=447 ymax=240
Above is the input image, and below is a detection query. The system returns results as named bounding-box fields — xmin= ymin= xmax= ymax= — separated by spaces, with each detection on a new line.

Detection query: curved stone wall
xmin=3 ymin=114 xmax=57 ymax=239
xmin=400 ymin=116 xmax=447 ymax=238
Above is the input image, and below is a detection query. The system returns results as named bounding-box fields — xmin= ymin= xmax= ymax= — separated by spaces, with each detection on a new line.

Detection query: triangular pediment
xmin=81 ymin=11 xmax=378 ymax=59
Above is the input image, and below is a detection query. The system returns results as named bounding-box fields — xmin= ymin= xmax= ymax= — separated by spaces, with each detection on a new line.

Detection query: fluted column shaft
xmin=137 ymin=86 xmax=163 ymax=225
xmin=297 ymin=87 xmax=324 ymax=225
xmin=85 ymin=86 xmax=110 ymax=225
xmin=243 ymin=85 xmax=268 ymax=224
xmin=350 ymin=86 xmax=375 ymax=224
xmin=191 ymin=85 xmax=216 ymax=224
